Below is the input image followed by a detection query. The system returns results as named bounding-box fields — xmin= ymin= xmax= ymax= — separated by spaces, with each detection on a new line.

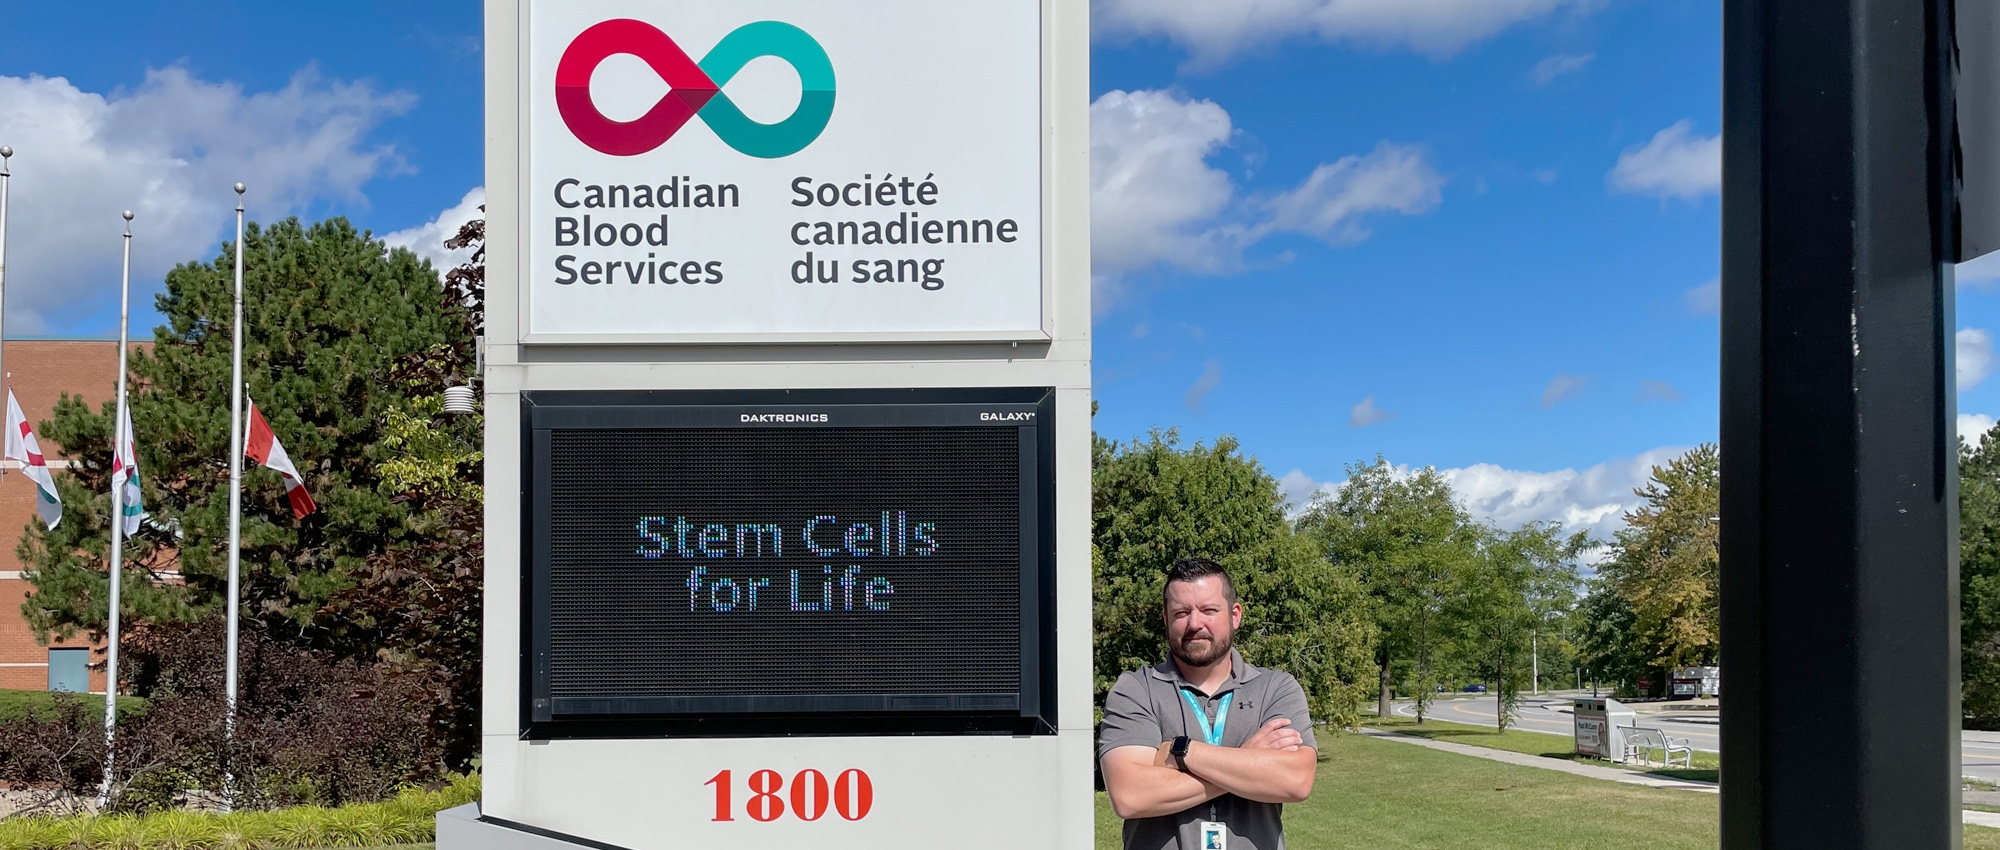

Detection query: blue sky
xmin=0 ymin=0 xmax=1987 ymax=541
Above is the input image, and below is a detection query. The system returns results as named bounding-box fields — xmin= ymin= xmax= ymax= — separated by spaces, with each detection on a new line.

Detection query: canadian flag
xmin=245 ymin=398 xmax=316 ymax=519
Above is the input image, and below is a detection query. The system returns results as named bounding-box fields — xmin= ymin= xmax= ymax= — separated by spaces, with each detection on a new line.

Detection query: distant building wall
xmin=0 ymin=340 xmax=150 ymax=693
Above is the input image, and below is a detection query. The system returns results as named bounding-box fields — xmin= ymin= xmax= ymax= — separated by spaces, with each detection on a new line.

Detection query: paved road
xmin=1391 ymin=694 xmax=2000 ymax=782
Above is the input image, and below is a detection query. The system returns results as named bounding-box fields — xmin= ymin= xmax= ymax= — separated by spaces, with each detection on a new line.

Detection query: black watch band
xmin=1170 ymin=735 xmax=1191 ymax=765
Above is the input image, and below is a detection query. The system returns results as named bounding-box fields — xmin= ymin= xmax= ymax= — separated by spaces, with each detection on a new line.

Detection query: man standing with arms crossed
xmin=1099 ymin=557 xmax=1319 ymax=850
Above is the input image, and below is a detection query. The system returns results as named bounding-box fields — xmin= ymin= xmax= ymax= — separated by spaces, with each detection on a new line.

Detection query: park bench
xmin=1621 ymin=726 xmax=1694 ymax=769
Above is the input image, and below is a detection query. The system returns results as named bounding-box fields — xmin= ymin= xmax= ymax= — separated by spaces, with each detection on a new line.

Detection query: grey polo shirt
xmin=1097 ymin=649 xmax=1317 ymax=850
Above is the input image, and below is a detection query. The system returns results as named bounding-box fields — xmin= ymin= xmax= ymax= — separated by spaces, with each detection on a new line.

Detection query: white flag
xmin=112 ymin=404 xmax=143 ymax=537
xmin=3 ymin=390 xmax=61 ymax=529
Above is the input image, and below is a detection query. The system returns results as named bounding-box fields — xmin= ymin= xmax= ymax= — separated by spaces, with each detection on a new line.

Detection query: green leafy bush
xmin=0 ymin=772 xmax=476 ymax=850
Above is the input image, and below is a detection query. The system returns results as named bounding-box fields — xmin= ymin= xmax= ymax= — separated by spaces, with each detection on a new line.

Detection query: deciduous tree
xmin=1092 ymin=429 xmax=1376 ymax=727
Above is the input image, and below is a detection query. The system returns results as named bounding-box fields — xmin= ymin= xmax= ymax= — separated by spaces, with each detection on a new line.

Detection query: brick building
xmin=0 ymin=339 xmax=148 ymax=692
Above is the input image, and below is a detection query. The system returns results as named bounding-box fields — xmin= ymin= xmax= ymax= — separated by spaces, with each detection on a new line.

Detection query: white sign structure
xmin=522 ymin=0 xmax=1045 ymax=342
xmin=456 ymin=0 xmax=1093 ymax=848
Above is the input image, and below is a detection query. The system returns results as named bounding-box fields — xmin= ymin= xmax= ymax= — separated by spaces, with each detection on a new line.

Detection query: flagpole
xmin=0 ymin=145 xmax=12 ymax=436
xmin=223 ymin=183 xmax=246 ymax=813
xmin=98 ymin=210 xmax=134 ymax=809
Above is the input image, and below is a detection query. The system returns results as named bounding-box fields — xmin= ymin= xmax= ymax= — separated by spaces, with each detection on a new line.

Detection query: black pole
xmin=1720 ymin=0 xmax=1960 ymax=847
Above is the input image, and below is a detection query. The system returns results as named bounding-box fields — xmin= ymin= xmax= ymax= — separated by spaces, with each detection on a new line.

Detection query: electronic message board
xmin=522 ymin=388 xmax=1056 ymax=737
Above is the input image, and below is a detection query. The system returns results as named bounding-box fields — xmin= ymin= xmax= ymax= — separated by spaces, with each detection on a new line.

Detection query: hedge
xmin=0 ymin=691 xmax=148 ymax=725
xmin=0 ymin=772 xmax=476 ymax=850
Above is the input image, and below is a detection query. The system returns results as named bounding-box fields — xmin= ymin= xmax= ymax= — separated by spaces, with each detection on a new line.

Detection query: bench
xmin=1621 ymin=726 xmax=1694 ymax=768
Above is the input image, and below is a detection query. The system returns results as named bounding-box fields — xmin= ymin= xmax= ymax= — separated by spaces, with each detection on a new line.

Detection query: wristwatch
xmin=1170 ymin=735 xmax=1191 ymax=770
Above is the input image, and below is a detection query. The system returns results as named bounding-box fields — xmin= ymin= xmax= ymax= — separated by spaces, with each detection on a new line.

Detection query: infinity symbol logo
xmin=556 ymin=20 xmax=836 ymax=159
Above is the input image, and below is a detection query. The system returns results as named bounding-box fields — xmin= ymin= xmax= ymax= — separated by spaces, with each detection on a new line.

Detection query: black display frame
xmin=519 ymin=387 xmax=1058 ymax=739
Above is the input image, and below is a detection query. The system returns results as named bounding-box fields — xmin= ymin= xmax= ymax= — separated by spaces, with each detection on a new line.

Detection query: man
xmin=1099 ymin=557 xmax=1317 ymax=850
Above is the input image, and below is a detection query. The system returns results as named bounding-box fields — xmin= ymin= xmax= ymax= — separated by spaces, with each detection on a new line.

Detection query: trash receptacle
xmin=1573 ymin=697 xmax=1634 ymax=760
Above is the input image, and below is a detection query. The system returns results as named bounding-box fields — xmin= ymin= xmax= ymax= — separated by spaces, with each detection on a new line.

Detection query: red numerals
xmin=790 ymin=768 xmax=829 ymax=821
xmin=704 ymin=770 xmax=733 ymax=822
xmin=835 ymin=768 xmax=874 ymax=821
xmin=746 ymin=769 xmax=786 ymax=821
xmin=708 ymin=768 xmax=873 ymax=822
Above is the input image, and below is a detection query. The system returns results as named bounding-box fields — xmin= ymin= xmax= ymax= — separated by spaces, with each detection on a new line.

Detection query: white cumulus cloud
xmin=1090 ymin=89 xmax=1239 ymax=302
xmin=382 ymin=186 xmax=484 ymax=274
xmin=1963 ymin=413 xmax=1998 ymax=448
xmin=1609 ymin=120 xmax=1721 ymax=200
xmin=1090 ymin=89 xmax=1442 ymax=313
xmin=1963 ymin=328 xmax=1995 ymax=392
xmin=1093 ymin=0 xmax=1607 ymax=66
xmin=0 ymin=67 xmax=414 ymax=333
xmin=1282 ymin=445 xmax=1693 ymax=544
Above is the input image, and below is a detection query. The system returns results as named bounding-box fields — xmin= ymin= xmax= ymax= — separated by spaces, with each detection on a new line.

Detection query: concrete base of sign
xmin=439 ymin=804 xmax=625 ymax=850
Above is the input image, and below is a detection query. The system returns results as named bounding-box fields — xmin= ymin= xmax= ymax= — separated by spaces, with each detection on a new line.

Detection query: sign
xmin=523 ymin=1 xmax=1044 ymax=341
xmin=523 ymin=389 xmax=1057 ymax=735
xmin=1575 ymin=718 xmax=1606 ymax=755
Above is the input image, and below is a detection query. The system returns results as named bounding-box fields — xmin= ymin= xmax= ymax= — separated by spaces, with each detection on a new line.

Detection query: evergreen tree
xmin=19 ymin=217 xmax=452 ymax=644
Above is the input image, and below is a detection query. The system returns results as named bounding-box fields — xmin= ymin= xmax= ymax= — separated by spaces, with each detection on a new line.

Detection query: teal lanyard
xmin=1181 ymin=690 xmax=1234 ymax=746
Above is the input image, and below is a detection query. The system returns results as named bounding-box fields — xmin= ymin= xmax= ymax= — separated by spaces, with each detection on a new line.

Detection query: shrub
xmin=0 ymin=619 xmax=451 ymax=815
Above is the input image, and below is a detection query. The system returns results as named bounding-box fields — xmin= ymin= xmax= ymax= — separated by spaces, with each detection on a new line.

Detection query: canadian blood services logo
xmin=556 ymin=19 xmax=835 ymax=159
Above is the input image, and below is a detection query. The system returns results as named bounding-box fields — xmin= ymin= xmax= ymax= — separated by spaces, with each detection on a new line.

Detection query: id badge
xmin=1199 ymin=821 xmax=1227 ymax=850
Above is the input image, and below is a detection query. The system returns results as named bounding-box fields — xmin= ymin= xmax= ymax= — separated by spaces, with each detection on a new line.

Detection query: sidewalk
xmin=1355 ymin=727 xmax=1717 ymax=793
xmin=1358 ymin=727 xmax=2000 ymax=829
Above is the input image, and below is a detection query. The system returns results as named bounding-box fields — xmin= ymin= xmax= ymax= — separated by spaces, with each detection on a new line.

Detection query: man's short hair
xmin=1162 ymin=557 xmax=1238 ymax=609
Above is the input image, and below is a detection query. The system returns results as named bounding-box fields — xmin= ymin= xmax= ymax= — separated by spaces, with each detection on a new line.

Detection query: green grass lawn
xmin=1095 ymin=732 xmax=2000 ymax=849
xmin=1368 ymin=717 xmax=1721 ymax=784
xmin=0 ymin=688 xmax=147 ymax=723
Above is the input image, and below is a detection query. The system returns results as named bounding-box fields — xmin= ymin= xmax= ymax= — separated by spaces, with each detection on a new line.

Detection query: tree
xmin=1093 ymin=429 xmax=1377 ymax=727
xmin=1296 ymin=459 xmax=1479 ymax=723
xmin=19 ymin=217 xmax=453 ymax=646
xmin=317 ymin=212 xmax=486 ymax=768
xmin=1455 ymin=523 xmax=1586 ymax=729
xmin=1962 ymin=433 xmax=2000 ymax=726
xmin=1594 ymin=444 xmax=1721 ymax=689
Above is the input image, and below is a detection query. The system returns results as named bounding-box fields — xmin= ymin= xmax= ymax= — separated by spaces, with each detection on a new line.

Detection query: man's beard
xmin=1171 ymin=628 xmax=1233 ymax=668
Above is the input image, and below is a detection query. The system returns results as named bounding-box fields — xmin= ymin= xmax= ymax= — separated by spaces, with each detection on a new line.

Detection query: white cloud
xmin=1530 ymin=53 xmax=1595 ymax=85
xmin=1349 ymin=396 xmax=1397 ymax=428
xmin=0 ymin=67 xmax=414 ymax=333
xmin=1963 ymin=413 xmax=1998 ymax=448
xmin=1542 ymin=373 xmax=1588 ymax=408
xmin=1185 ymin=360 xmax=1223 ymax=415
xmin=1608 ymin=120 xmax=1721 ymax=200
xmin=1963 ymin=251 xmax=2000 ymax=290
xmin=382 ymin=186 xmax=484 ymax=273
xmin=1284 ymin=445 xmax=1693 ymax=544
xmin=1963 ymin=328 xmax=1995 ymax=392
xmin=1636 ymin=380 xmax=1682 ymax=404
xmin=1249 ymin=143 xmax=1444 ymax=245
xmin=1090 ymin=89 xmax=1239 ymax=307
xmin=1093 ymin=0 xmax=1607 ymax=66
xmin=1090 ymin=89 xmax=1442 ymax=313
xmin=1685 ymin=278 xmax=1720 ymax=315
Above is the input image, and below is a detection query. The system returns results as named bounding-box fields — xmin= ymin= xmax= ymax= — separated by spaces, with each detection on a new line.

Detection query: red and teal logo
xmin=556 ymin=20 xmax=835 ymax=159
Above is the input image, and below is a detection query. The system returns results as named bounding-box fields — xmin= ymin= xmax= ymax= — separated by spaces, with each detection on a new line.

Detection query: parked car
xmin=1463 ymin=684 xmax=1488 ymax=693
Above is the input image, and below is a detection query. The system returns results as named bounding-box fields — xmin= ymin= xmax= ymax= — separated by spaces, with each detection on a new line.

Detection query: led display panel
xmin=523 ymin=388 xmax=1056 ymax=736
